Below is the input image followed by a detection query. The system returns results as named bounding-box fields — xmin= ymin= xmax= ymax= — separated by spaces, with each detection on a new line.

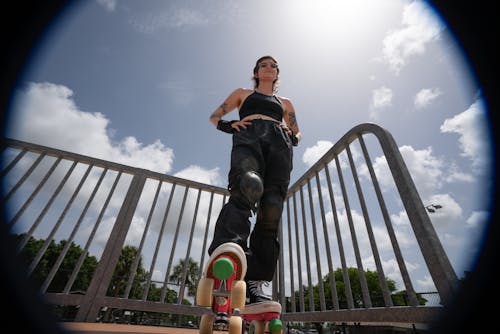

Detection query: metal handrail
xmin=0 ymin=123 xmax=458 ymax=327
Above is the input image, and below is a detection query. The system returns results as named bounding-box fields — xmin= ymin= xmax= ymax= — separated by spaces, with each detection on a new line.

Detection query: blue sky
xmin=5 ymin=0 xmax=494 ymax=289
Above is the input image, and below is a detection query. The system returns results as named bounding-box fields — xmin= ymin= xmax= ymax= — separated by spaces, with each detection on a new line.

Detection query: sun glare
xmin=286 ymin=0 xmax=404 ymax=47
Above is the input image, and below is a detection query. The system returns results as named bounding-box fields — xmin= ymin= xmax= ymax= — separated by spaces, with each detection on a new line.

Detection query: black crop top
xmin=239 ymin=91 xmax=284 ymax=121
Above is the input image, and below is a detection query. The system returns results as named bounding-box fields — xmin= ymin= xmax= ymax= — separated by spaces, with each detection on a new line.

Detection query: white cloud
xmin=170 ymin=8 xmax=209 ymax=28
xmin=465 ymin=210 xmax=489 ymax=229
xmin=129 ymin=5 xmax=213 ymax=34
xmin=414 ymin=88 xmax=441 ymax=109
xmin=444 ymin=163 xmax=474 ymax=183
xmin=127 ymin=1 xmax=244 ymax=34
xmin=369 ymin=86 xmax=393 ymax=119
xmin=424 ymin=193 xmax=462 ymax=230
xmin=416 ymin=275 xmax=436 ymax=291
xmin=371 ymin=86 xmax=393 ymax=108
xmin=96 ymin=0 xmax=117 ymax=12
xmin=124 ymin=216 xmax=146 ymax=246
xmin=372 ymin=145 xmax=444 ymax=198
xmin=90 ymin=215 xmax=116 ymax=250
xmin=440 ymin=99 xmax=491 ymax=173
xmin=390 ymin=210 xmax=409 ymax=226
xmin=9 ymin=82 xmax=174 ymax=174
xmin=302 ymin=140 xmax=333 ymax=167
xmin=399 ymin=145 xmax=446 ymax=198
xmin=381 ymin=0 xmax=443 ymax=74
xmin=174 ymin=165 xmax=223 ymax=186
xmin=394 ymin=224 xmax=418 ymax=250
xmin=370 ymin=145 xmax=470 ymax=225
xmin=375 ymin=146 xmax=466 ymax=230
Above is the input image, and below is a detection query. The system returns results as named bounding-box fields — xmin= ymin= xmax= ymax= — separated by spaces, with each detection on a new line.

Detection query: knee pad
xmin=239 ymin=171 xmax=264 ymax=209
xmin=260 ymin=186 xmax=285 ymax=210
xmin=256 ymin=188 xmax=285 ymax=234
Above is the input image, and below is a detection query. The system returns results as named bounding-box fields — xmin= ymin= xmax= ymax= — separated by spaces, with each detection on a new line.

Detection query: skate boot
xmin=246 ymin=280 xmax=272 ymax=304
xmin=242 ymin=280 xmax=282 ymax=334
xmin=197 ymin=242 xmax=247 ymax=334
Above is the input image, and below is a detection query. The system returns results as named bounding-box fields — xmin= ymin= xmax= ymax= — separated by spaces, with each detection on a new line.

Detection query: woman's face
xmin=255 ymin=59 xmax=279 ymax=81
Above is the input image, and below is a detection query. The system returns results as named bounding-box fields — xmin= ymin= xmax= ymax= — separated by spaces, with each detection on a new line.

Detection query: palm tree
xmin=169 ymin=257 xmax=200 ymax=298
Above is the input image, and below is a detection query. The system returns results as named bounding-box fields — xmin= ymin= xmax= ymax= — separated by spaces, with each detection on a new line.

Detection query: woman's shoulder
xmin=231 ymin=88 xmax=254 ymax=100
xmin=225 ymin=88 xmax=254 ymax=109
xmin=228 ymin=87 xmax=252 ymax=97
xmin=235 ymin=87 xmax=254 ymax=94
xmin=276 ymin=94 xmax=291 ymax=101
xmin=276 ymin=95 xmax=293 ymax=107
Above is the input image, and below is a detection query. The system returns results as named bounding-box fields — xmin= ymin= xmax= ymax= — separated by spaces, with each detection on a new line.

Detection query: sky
xmin=4 ymin=0 xmax=494 ymax=289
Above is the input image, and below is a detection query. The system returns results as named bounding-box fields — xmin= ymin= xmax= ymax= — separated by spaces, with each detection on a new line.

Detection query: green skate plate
xmin=269 ymin=318 xmax=282 ymax=332
xmin=213 ymin=257 xmax=234 ymax=280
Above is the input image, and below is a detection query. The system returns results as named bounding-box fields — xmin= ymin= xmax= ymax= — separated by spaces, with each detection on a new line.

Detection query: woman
xmin=208 ymin=55 xmax=301 ymax=304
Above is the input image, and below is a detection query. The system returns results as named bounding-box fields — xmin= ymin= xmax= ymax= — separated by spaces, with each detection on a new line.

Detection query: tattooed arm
xmin=282 ymin=98 xmax=302 ymax=143
xmin=209 ymin=88 xmax=245 ymax=128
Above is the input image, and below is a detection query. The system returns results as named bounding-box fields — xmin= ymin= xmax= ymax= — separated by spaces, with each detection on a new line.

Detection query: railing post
xmin=75 ymin=171 xmax=146 ymax=322
xmin=372 ymin=124 xmax=459 ymax=304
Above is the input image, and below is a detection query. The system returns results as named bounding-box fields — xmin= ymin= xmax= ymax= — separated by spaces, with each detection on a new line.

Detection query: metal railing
xmin=0 ymin=123 xmax=458 ymax=327
xmin=277 ymin=123 xmax=457 ymax=326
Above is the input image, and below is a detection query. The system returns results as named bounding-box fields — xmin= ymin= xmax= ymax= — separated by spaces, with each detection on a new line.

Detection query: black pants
xmin=208 ymin=119 xmax=293 ymax=281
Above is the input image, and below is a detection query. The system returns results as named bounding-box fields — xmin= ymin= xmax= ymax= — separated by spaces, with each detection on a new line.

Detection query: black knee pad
xmin=239 ymin=171 xmax=264 ymax=209
xmin=255 ymin=188 xmax=285 ymax=236
xmin=260 ymin=186 xmax=285 ymax=211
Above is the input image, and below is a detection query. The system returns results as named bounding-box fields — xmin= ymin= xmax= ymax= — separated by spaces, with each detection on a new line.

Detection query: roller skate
xmin=196 ymin=242 xmax=247 ymax=334
xmin=241 ymin=280 xmax=282 ymax=334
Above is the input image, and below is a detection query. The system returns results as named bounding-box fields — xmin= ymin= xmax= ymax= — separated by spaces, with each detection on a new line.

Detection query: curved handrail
xmin=286 ymin=122 xmax=458 ymax=305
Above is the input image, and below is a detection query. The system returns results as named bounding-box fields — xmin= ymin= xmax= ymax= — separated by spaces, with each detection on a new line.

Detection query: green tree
xmin=16 ymin=234 xmax=190 ymax=324
xmin=17 ymin=234 xmax=98 ymax=293
xmin=331 ymin=267 xmax=398 ymax=307
xmin=287 ymin=267 xmax=398 ymax=312
xmin=169 ymin=257 xmax=200 ymax=298
xmin=391 ymin=290 xmax=428 ymax=306
xmin=107 ymin=245 xmax=148 ymax=298
xmin=327 ymin=267 xmax=399 ymax=308
xmin=287 ymin=267 xmax=429 ymax=314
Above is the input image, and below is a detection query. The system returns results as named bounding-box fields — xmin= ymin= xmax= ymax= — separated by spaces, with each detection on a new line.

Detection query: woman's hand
xmin=232 ymin=119 xmax=253 ymax=132
xmin=279 ymin=123 xmax=293 ymax=136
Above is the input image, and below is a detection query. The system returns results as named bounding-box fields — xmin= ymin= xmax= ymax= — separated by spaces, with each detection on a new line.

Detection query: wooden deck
xmin=60 ymin=323 xmax=223 ymax=334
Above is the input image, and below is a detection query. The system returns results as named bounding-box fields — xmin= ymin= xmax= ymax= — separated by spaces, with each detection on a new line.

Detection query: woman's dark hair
xmin=252 ymin=55 xmax=280 ymax=92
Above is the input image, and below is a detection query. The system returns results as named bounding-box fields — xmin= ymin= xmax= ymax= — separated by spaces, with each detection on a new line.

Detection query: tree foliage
xmin=14 ymin=233 xmax=204 ymax=326
xmin=15 ymin=234 xmax=200 ymax=305
xmin=17 ymin=234 xmax=98 ymax=293
xmin=169 ymin=257 xmax=200 ymax=298
xmin=287 ymin=267 xmax=427 ymax=313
